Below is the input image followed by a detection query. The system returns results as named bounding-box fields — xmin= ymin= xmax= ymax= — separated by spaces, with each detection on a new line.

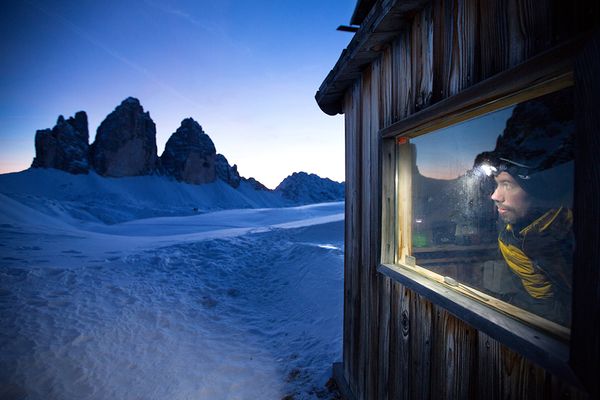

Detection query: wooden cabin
xmin=316 ymin=0 xmax=599 ymax=399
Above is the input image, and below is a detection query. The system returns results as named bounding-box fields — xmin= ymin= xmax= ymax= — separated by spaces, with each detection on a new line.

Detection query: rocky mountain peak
xmin=215 ymin=154 xmax=241 ymax=188
xmin=90 ymin=97 xmax=158 ymax=177
xmin=28 ymin=97 xmax=276 ymax=193
xmin=275 ymin=172 xmax=344 ymax=204
xmin=31 ymin=111 xmax=90 ymax=174
xmin=122 ymin=96 xmax=141 ymax=106
xmin=160 ymin=118 xmax=217 ymax=184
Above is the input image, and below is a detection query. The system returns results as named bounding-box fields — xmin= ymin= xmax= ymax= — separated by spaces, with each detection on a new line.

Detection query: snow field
xmin=0 ymin=181 xmax=345 ymax=399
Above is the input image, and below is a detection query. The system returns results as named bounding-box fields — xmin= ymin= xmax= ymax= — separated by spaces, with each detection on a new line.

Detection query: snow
xmin=0 ymin=169 xmax=291 ymax=225
xmin=0 ymin=169 xmax=345 ymax=400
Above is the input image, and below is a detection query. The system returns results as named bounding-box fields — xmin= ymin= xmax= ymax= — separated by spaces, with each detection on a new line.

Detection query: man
xmin=486 ymin=156 xmax=573 ymax=325
xmin=471 ymin=88 xmax=576 ymax=326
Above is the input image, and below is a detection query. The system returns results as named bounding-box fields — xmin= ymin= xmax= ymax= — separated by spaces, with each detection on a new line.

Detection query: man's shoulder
xmin=521 ymin=207 xmax=572 ymax=236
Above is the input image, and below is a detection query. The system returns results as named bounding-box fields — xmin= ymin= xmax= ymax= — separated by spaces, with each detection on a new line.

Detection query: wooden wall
xmin=340 ymin=0 xmax=598 ymax=399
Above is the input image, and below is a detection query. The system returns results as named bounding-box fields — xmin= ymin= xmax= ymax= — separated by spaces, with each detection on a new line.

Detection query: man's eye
xmin=503 ymin=182 xmax=512 ymax=190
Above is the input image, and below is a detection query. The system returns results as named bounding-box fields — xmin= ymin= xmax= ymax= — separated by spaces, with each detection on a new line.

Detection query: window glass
xmin=402 ymin=87 xmax=574 ymax=327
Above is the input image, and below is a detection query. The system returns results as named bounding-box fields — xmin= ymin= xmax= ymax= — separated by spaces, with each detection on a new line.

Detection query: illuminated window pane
xmin=403 ymin=87 xmax=574 ymax=327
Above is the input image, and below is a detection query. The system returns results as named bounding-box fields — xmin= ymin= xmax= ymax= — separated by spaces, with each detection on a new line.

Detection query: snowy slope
xmin=0 ymin=174 xmax=345 ymax=399
xmin=0 ymin=169 xmax=290 ymax=224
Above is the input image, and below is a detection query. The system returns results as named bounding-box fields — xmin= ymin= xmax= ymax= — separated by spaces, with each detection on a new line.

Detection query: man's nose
xmin=491 ymin=187 xmax=503 ymax=202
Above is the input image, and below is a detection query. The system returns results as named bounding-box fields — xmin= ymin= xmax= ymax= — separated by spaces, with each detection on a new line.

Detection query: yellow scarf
xmin=498 ymin=208 xmax=568 ymax=299
xmin=498 ymin=238 xmax=552 ymax=298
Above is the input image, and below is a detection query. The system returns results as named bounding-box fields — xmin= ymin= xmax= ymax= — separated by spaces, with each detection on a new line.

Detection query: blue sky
xmin=0 ymin=0 xmax=355 ymax=188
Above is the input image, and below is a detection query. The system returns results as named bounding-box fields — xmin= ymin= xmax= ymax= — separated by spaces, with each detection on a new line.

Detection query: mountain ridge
xmin=25 ymin=97 xmax=344 ymax=209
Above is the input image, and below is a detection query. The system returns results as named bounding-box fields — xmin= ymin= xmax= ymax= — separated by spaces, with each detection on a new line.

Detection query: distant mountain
xmin=31 ymin=97 xmax=257 ymax=189
xmin=28 ymin=97 xmax=344 ymax=207
xmin=160 ymin=117 xmax=218 ymax=184
xmin=90 ymin=97 xmax=158 ymax=177
xmin=275 ymin=172 xmax=344 ymax=204
xmin=31 ymin=112 xmax=89 ymax=174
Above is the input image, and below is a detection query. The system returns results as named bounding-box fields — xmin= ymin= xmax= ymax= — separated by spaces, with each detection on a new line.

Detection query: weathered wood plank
xmin=515 ymin=0 xmax=552 ymax=61
xmin=431 ymin=0 xmax=479 ymax=100
xmin=380 ymin=38 xmax=582 ymax=139
xmin=378 ymin=263 xmax=572 ymax=380
xmin=431 ymin=0 xmax=454 ymax=101
xmin=476 ymin=331 xmax=501 ymax=400
xmin=409 ymin=292 xmax=433 ymax=400
xmin=479 ymin=0 xmax=510 ymax=79
xmin=396 ymin=142 xmax=414 ymax=263
xmin=377 ymin=274 xmax=391 ymax=400
xmin=366 ymin=58 xmax=382 ymax=400
xmin=477 ymin=331 xmax=589 ymax=400
xmin=411 ymin=1 xmax=433 ymax=112
xmin=392 ymin=29 xmax=414 ymax=121
xmin=358 ymin=66 xmax=373 ymax=400
xmin=343 ymin=81 xmax=363 ymax=398
xmin=455 ymin=0 xmax=478 ymax=90
xmin=389 ymin=281 xmax=411 ymax=400
xmin=333 ymin=2 xmax=599 ymax=400
xmin=380 ymin=137 xmax=396 ymax=265
xmin=377 ymin=75 xmax=393 ymax=400
xmin=430 ymin=306 xmax=476 ymax=399
xmin=381 ymin=46 xmax=394 ymax=129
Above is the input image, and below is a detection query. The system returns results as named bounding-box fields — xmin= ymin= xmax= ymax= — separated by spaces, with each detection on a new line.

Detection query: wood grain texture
xmin=343 ymin=81 xmax=362 ymax=399
xmin=430 ymin=306 xmax=477 ymax=399
xmin=377 ymin=64 xmax=395 ymax=400
xmin=477 ymin=331 xmax=589 ymax=400
xmin=357 ymin=64 xmax=372 ymax=399
xmin=331 ymin=1 xmax=599 ymax=399
xmin=479 ymin=0 xmax=510 ymax=79
xmin=411 ymin=2 xmax=434 ymax=112
xmin=389 ymin=281 xmax=410 ymax=400
xmin=366 ymin=59 xmax=382 ymax=400
xmin=392 ymin=29 xmax=414 ymax=121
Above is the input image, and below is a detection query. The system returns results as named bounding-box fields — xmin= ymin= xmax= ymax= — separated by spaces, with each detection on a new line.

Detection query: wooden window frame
xmin=377 ymin=38 xmax=598 ymax=389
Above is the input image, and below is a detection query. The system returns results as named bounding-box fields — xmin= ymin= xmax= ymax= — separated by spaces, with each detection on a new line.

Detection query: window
xmin=391 ymin=83 xmax=575 ymax=339
xmin=376 ymin=37 xmax=600 ymax=393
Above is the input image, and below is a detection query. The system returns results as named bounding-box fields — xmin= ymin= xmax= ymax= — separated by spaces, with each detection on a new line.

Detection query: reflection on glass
xmin=406 ymin=88 xmax=574 ymax=327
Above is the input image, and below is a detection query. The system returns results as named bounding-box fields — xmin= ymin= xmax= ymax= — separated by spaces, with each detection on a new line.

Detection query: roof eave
xmin=316 ymin=0 xmax=430 ymax=116
xmin=350 ymin=0 xmax=377 ymax=26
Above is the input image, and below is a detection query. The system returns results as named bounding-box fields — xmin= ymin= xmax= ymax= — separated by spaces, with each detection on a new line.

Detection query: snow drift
xmin=0 ymin=169 xmax=345 ymax=399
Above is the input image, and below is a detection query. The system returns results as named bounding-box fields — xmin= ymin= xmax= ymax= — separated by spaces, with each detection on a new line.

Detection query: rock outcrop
xmin=275 ymin=172 xmax=344 ymax=204
xmin=160 ymin=118 xmax=217 ymax=184
xmin=28 ymin=97 xmax=278 ymax=192
xmin=90 ymin=97 xmax=158 ymax=177
xmin=243 ymin=177 xmax=270 ymax=191
xmin=215 ymin=154 xmax=241 ymax=188
xmin=31 ymin=111 xmax=90 ymax=174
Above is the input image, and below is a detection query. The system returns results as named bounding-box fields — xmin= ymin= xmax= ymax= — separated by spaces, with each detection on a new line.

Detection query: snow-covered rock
xmin=90 ymin=97 xmax=159 ymax=177
xmin=275 ymin=172 xmax=344 ymax=204
xmin=31 ymin=112 xmax=89 ymax=174
xmin=243 ymin=176 xmax=270 ymax=191
xmin=215 ymin=153 xmax=241 ymax=188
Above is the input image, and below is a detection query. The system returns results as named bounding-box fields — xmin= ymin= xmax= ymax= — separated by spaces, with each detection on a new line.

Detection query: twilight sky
xmin=0 ymin=0 xmax=355 ymax=188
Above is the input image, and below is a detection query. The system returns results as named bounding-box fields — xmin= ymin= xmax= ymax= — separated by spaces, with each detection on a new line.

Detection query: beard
xmin=495 ymin=203 xmax=520 ymax=224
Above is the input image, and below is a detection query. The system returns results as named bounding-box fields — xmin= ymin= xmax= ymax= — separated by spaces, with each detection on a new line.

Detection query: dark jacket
xmin=498 ymin=207 xmax=573 ymax=325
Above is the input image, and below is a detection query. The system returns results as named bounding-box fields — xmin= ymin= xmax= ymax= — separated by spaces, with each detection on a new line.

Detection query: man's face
xmin=491 ymin=171 xmax=531 ymax=224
